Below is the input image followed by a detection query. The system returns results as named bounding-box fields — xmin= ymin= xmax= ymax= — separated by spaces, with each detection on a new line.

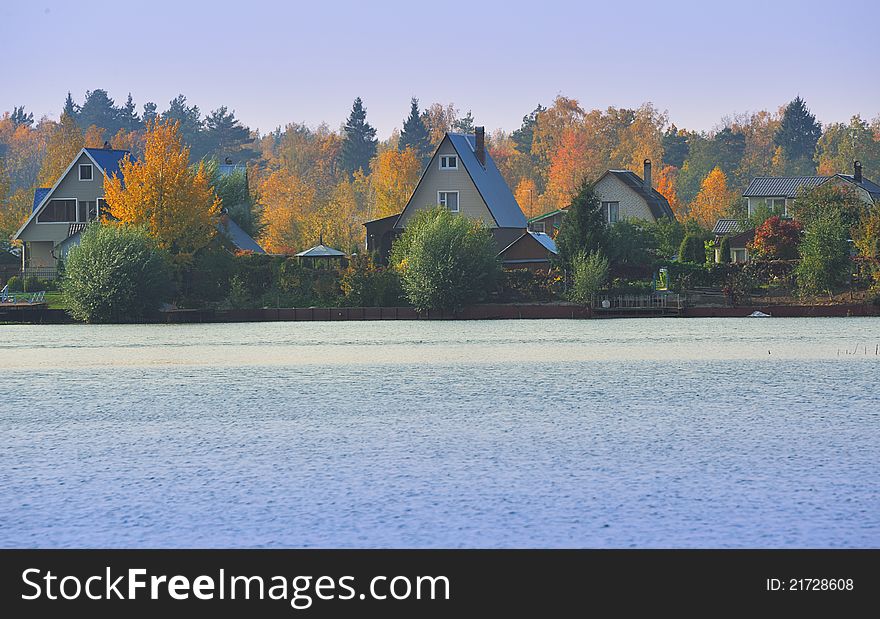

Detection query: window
xmin=438 ymin=191 xmax=459 ymax=212
xmin=37 ymin=199 xmax=77 ymax=223
xmin=97 ymin=198 xmax=107 ymax=219
xmin=603 ymin=201 xmax=619 ymax=223
xmin=530 ymin=222 xmax=546 ymax=233
xmin=439 ymin=155 xmax=458 ymax=170
xmin=79 ymin=164 xmax=93 ymax=181
xmin=733 ymin=249 xmax=747 ymax=263
xmin=78 ymin=200 xmax=97 ymax=222
xmin=768 ymin=197 xmax=786 ymax=215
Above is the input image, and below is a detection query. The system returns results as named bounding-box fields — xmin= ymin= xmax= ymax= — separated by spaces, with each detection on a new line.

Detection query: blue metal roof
xmin=32 ymin=188 xmax=51 ymax=212
xmin=84 ymin=148 xmax=131 ymax=179
xmin=217 ymin=217 xmax=265 ymax=253
xmin=446 ymin=133 xmax=527 ymax=228
xmin=217 ymin=163 xmax=247 ymax=177
xmin=529 ymin=231 xmax=558 ymax=254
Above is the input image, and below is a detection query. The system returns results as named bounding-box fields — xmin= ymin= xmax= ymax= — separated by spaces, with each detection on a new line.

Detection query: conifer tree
xmin=340 ymin=97 xmax=378 ymax=176
xmin=774 ymin=96 xmax=821 ymax=174
xmin=398 ymin=97 xmax=430 ymax=162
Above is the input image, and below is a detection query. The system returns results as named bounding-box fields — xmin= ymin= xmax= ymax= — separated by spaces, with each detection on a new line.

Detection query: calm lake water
xmin=1 ymin=318 xmax=878 ymax=548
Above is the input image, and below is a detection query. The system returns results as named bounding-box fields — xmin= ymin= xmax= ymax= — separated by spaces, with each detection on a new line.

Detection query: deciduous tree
xmin=688 ymin=167 xmax=734 ymax=229
xmin=103 ymin=119 xmax=220 ymax=258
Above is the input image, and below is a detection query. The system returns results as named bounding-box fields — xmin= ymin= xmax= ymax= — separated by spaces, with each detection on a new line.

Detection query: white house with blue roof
xmin=364 ymin=127 xmax=557 ymax=269
xmin=12 ymin=146 xmax=264 ymax=277
xmin=13 ymin=146 xmax=130 ymax=277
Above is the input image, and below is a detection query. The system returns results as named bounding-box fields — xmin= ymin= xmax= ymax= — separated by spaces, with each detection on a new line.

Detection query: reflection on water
xmin=1 ymin=319 xmax=878 ymax=548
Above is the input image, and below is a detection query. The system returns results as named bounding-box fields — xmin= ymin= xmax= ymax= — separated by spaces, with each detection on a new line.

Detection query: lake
xmin=1 ymin=318 xmax=878 ymax=548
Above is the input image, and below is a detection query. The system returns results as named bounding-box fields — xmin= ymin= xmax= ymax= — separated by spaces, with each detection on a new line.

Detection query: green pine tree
xmin=774 ymin=96 xmax=821 ymax=174
xmin=454 ymin=110 xmax=475 ymax=134
xmin=63 ymin=92 xmax=78 ymax=119
xmin=203 ymin=106 xmax=256 ymax=161
xmin=340 ymin=97 xmax=378 ymax=176
xmin=555 ymin=180 xmax=609 ymax=268
xmin=398 ymin=97 xmax=431 ymax=161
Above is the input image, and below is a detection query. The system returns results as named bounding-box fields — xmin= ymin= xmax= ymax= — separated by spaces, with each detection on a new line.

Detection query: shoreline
xmin=2 ymin=302 xmax=879 ymax=324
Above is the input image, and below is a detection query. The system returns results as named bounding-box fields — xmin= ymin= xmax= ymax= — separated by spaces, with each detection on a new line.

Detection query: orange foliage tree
xmin=514 ymin=177 xmax=540 ymax=219
xmin=38 ymin=113 xmax=83 ymax=186
xmin=257 ymin=168 xmax=316 ymax=254
xmin=103 ymin=118 xmax=220 ymax=257
xmin=656 ymin=165 xmax=683 ymax=220
xmin=370 ymin=147 xmax=421 ymax=219
xmin=688 ymin=166 xmax=734 ymax=229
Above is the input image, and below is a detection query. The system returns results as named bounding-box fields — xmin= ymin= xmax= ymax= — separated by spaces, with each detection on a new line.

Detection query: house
xmin=593 ymin=160 xmax=675 ymax=223
xmin=214 ymin=162 xmax=265 ymax=254
xmin=527 ymin=209 xmax=566 ymax=236
xmin=711 ymin=219 xmax=754 ymax=263
xmin=12 ymin=147 xmax=264 ymax=277
xmin=526 ymin=160 xmax=674 ymax=235
xmin=12 ymin=146 xmax=130 ymax=278
xmin=743 ymin=161 xmax=880 ymax=217
xmin=364 ymin=127 xmax=556 ymax=269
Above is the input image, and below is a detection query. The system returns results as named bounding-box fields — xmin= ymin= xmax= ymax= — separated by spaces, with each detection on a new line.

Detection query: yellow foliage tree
xmin=514 ymin=177 xmax=540 ymax=219
xmin=84 ymin=125 xmax=105 ymax=148
xmin=103 ymin=119 xmax=219 ymax=257
xmin=257 ymin=168 xmax=316 ymax=254
xmin=371 ymin=147 xmax=421 ymax=218
xmin=688 ymin=166 xmax=734 ymax=229
xmin=656 ymin=165 xmax=684 ymax=220
xmin=38 ymin=113 xmax=83 ymax=186
xmin=544 ymin=127 xmax=591 ymax=210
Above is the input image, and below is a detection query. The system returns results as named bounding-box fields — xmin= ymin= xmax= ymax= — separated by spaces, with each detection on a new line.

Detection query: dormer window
xmin=439 ymin=155 xmax=458 ymax=170
xmin=79 ymin=164 xmax=93 ymax=181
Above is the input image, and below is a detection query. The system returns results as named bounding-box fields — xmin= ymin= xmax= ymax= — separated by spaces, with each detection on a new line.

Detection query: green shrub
xmin=678 ymin=233 xmax=705 ymax=264
xmin=340 ymin=253 xmax=403 ymax=307
xmin=6 ymin=275 xmax=22 ymax=291
xmin=796 ymin=212 xmax=851 ymax=297
xmin=499 ymin=268 xmax=557 ymax=303
xmin=569 ymin=250 xmax=609 ymax=305
xmin=391 ymin=206 xmax=500 ymax=312
xmin=62 ymin=224 xmax=173 ymax=323
xmin=718 ymin=236 xmax=731 ymax=264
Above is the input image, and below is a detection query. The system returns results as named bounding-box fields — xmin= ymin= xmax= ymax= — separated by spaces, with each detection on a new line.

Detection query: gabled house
xmin=12 ymin=148 xmax=265 ymax=277
xmin=13 ymin=146 xmax=130 ymax=278
xmin=527 ymin=160 xmax=674 ymax=235
xmin=711 ymin=219 xmax=754 ymax=264
xmin=593 ymin=160 xmax=675 ymax=223
xmin=363 ymin=127 xmax=555 ymax=269
xmin=743 ymin=161 xmax=880 ymax=217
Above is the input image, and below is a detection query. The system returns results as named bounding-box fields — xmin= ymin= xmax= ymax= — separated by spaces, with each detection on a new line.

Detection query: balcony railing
xmin=22 ymin=267 xmax=59 ymax=281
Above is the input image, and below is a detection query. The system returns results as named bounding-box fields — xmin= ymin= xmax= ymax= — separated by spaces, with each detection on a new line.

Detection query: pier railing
xmin=593 ymin=293 xmax=684 ymax=311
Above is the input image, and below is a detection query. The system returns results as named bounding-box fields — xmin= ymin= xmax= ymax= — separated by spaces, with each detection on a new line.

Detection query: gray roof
xmin=712 ymin=219 xmax=744 ymax=235
xmin=442 ymin=133 xmax=527 ymax=228
xmin=743 ymin=176 xmax=827 ymax=198
xmin=604 ymin=170 xmax=675 ymax=219
xmin=217 ymin=217 xmax=265 ymax=253
xmin=295 ymin=244 xmax=346 ymax=258
xmin=744 ymin=173 xmax=880 ymax=201
xmin=838 ymin=174 xmax=880 ymax=200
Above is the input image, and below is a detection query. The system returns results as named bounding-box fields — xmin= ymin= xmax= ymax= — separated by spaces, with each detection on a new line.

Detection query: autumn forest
xmin=2 ymin=90 xmax=880 ymax=254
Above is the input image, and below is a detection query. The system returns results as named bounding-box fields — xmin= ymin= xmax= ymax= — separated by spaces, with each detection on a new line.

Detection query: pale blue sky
xmin=2 ymin=0 xmax=878 ymax=137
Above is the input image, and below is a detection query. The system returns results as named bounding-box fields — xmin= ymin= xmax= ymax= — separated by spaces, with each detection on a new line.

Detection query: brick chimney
xmin=643 ymin=159 xmax=652 ymax=190
xmin=475 ymin=126 xmax=486 ymax=167
xmin=854 ymin=160 xmax=863 ymax=183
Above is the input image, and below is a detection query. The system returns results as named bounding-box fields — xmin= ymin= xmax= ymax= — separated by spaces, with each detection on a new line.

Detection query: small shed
xmin=497 ymin=231 xmax=558 ymax=272
xmin=295 ymin=237 xmax=347 ymax=268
